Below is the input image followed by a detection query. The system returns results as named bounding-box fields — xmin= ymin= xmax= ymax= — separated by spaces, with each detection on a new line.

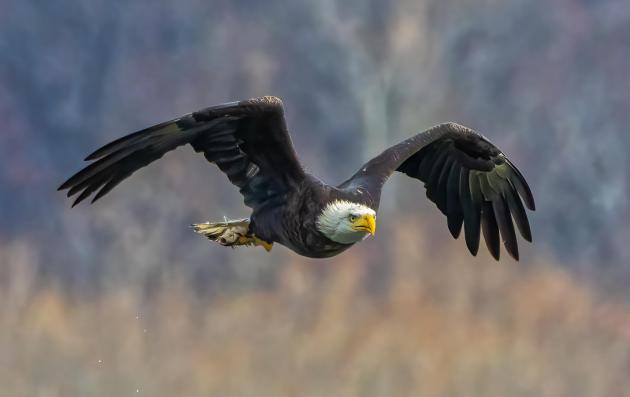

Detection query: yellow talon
xmin=255 ymin=237 xmax=273 ymax=252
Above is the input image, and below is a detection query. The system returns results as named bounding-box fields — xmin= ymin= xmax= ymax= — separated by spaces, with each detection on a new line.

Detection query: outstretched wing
xmin=59 ymin=96 xmax=305 ymax=210
xmin=341 ymin=122 xmax=534 ymax=261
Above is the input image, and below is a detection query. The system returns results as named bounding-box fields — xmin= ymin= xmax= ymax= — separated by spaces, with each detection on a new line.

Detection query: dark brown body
xmin=250 ymin=175 xmax=373 ymax=258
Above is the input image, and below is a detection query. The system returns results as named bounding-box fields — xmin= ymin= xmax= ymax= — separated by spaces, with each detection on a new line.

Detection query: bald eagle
xmin=59 ymin=96 xmax=534 ymax=260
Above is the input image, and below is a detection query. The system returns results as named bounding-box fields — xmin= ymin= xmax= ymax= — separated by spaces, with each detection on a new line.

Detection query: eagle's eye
xmin=348 ymin=214 xmax=358 ymax=222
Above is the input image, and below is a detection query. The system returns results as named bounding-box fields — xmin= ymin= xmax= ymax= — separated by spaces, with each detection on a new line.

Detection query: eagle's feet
xmin=192 ymin=218 xmax=273 ymax=252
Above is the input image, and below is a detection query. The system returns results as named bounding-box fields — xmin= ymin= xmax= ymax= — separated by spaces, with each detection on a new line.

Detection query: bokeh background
xmin=2 ymin=0 xmax=630 ymax=396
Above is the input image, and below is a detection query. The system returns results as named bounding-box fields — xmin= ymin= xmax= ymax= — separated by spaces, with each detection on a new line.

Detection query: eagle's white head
xmin=316 ymin=200 xmax=376 ymax=244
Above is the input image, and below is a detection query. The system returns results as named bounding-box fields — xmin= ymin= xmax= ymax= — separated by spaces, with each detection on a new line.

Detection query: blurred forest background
xmin=2 ymin=0 xmax=630 ymax=396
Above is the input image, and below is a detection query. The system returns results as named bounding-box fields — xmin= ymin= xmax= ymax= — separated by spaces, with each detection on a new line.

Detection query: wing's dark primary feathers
xmin=58 ymin=96 xmax=305 ymax=209
xmin=341 ymin=122 xmax=534 ymax=261
xmin=395 ymin=124 xmax=534 ymax=260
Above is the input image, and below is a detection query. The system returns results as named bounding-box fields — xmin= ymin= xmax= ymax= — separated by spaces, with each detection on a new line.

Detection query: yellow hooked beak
xmin=352 ymin=214 xmax=376 ymax=235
